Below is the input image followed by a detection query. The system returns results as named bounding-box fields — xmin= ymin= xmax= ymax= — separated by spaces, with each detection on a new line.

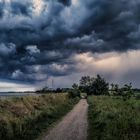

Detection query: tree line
xmin=69 ymin=75 xmax=134 ymax=100
xmin=36 ymin=74 xmax=135 ymax=100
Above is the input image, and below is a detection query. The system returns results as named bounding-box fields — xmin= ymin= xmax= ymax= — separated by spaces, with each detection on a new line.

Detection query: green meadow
xmin=88 ymin=96 xmax=140 ymax=140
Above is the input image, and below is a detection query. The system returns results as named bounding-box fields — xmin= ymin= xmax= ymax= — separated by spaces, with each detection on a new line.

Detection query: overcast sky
xmin=0 ymin=0 xmax=140 ymax=91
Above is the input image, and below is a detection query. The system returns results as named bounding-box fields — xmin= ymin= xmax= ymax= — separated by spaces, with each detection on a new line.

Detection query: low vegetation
xmin=0 ymin=94 xmax=79 ymax=140
xmin=68 ymin=83 xmax=81 ymax=98
xmin=110 ymin=83 xmax=134 ymax=100
xmin=88 ymin=96 xmax=140 ymax=140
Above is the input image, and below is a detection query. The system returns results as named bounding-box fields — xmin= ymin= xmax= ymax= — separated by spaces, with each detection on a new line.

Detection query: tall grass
xmin=0 ymin=94 xmax=79 ymax=140
xmin=88 ymin=96 xmax=140 ymax=140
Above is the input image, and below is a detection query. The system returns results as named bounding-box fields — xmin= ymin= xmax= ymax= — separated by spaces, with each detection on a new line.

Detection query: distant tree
xmin=68 ymin=83 xmax=80 ymax=98
xmin=42 ymin=87 xmax=49 ymax=92
xmin=121 ymin=83 xmax=134 ymax=101
xmin=79 ymin=76 xmax=92 ymax=94
xmin=36 ymin=86 xmax=49 ymax=93
xmin=72 ymin=83 xmax=79 ymax=90
xmin=92 ymin=75 xmax=109 ymax=95
xmin=111 ymin=84 xmax=120 ymax=96
xmin=79 ymin=75 xmax=109 ymax=95
xmin=111 ymin=83 xmax=114 ymax=90
xmin=111 ymin=83 xmax=134 ymax=100
xmin=56 ymin=88 xmax=62 ymax=93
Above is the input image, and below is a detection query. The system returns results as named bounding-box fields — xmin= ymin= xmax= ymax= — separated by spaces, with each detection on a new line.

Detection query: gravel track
xmin=44 ymin=99 xmax=88 ymax=140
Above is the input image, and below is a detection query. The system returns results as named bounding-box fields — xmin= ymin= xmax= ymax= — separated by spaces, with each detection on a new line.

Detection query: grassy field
xmin=88 ymin=96 xmax=140 ymax=140
xmin=0 ymin=94 xmax=79 ymax=140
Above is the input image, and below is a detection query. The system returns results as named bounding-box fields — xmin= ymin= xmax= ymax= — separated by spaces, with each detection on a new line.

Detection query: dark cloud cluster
xmin=0 ymin=0 xmax=140 ymax=86
xmin=58 ymin=0 xmax=71 ymax=6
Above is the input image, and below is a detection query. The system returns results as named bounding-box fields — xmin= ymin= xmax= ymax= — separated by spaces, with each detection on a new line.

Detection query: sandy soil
xmin=44 ymin=99 xmax=88 ymax=140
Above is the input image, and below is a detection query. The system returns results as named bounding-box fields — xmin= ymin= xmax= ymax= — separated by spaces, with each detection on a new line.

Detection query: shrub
xmin=121 ymin=84 xmax=134 ymax=101
xmin=111 ymin=83 xmax=134 ymax=100
xmin=68 ymin=89 xmax=80 ymax=98
xmin=68 ymin=83 xmax=80 ymax=98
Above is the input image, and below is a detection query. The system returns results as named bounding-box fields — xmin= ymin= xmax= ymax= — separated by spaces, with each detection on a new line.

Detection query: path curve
xmin=44 ymin=99 xmax=88 ymax=140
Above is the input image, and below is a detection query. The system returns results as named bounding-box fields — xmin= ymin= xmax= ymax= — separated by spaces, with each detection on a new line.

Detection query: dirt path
xmin=44 ymin=99 xmax=88 ymax=140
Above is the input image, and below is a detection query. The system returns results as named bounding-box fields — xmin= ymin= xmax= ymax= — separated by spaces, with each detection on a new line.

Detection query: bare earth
xmin=44 ymin=99 xmax=88 ymax=140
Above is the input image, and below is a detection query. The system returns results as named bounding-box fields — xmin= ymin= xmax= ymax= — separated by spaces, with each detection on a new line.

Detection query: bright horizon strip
xmin=0 ymin=81 xmax=35 ymax=92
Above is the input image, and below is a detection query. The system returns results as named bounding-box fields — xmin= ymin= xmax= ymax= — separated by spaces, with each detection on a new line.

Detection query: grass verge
xmin=87 ymin=96 xmax=140 ymax=140
xmin=0 ymin=94 xmax=79 ymax=140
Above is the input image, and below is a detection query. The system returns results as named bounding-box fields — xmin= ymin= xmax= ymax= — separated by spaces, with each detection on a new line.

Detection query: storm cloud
xmin=0 ymin=0 xmax=140 ymax=90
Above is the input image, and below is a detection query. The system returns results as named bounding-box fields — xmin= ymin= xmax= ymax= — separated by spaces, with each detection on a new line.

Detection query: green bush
xmin=68 ymin=89 xmax=80 ymax=98
xmin=121 ymin=84 xmax=134 ymax=101
xmin=68 ymin=83 xmax=81 ymax=98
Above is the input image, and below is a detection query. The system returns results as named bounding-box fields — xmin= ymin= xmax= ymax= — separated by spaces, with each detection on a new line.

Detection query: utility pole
xmin=52 ymin=79 xmax=54 ymax=89
xmin=52 ymin=79 xmax=53 ymax=89
xmin=45 ymin=75 xmax=49 ymax=88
